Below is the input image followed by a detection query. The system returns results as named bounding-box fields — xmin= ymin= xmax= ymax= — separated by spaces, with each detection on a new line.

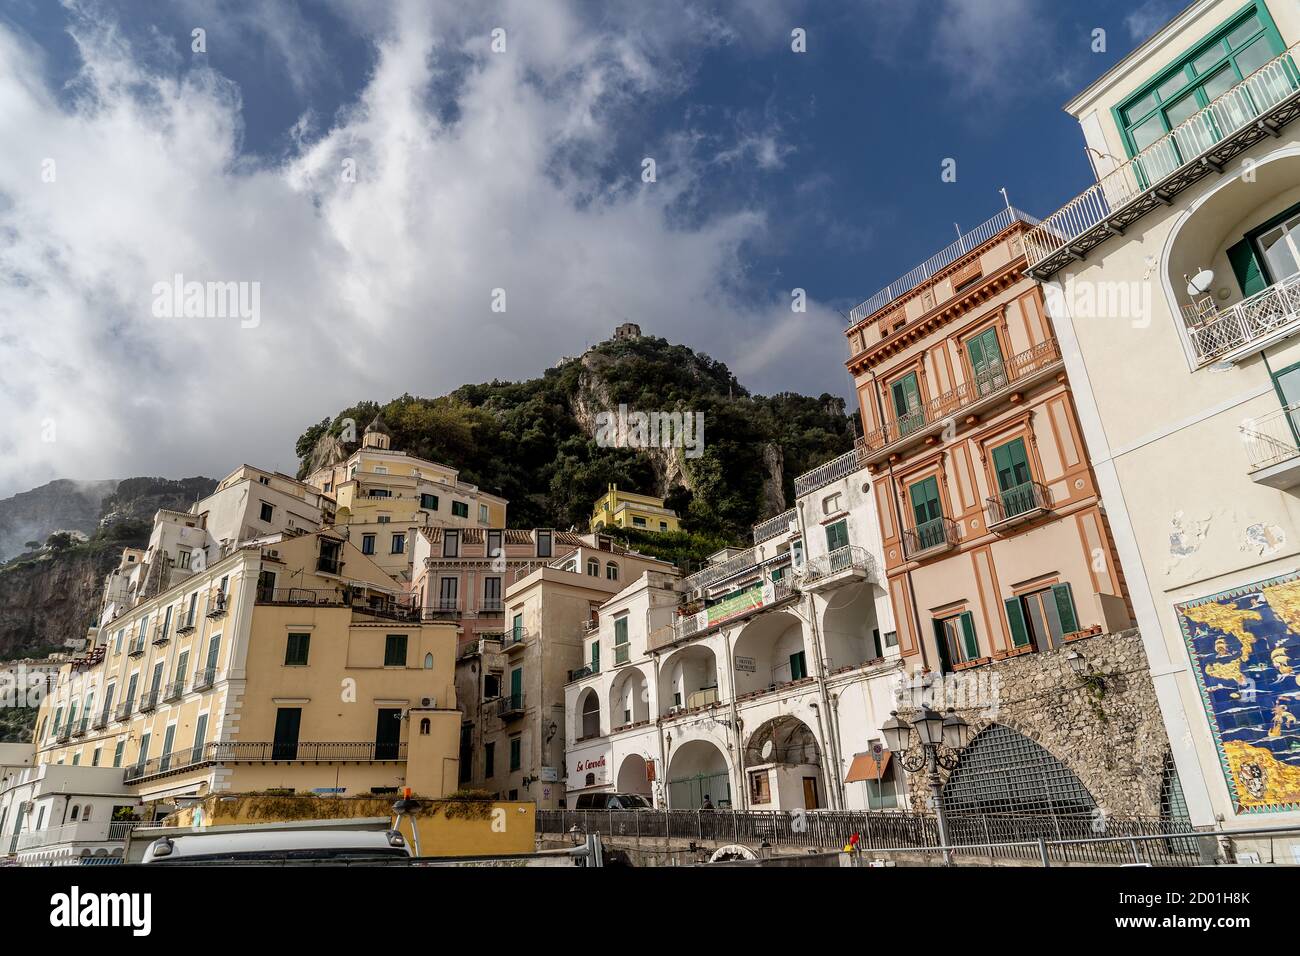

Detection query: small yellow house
xmin=589 ymin=485 xmax=679 ymax=534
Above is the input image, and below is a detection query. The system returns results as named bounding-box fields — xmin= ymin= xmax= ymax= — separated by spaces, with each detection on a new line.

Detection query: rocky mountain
xmin=0 ymin=476 xmax=216 ymax=662
xmin=296 ymin=331 xmax=857 ymax=543
xmin=0 ymin=478 xmax=118 ymax=564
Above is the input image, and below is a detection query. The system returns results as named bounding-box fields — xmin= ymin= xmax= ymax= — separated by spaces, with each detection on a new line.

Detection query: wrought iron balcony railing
xmin=793 ymin=449 xmax=864 ymax=499
xmin=192 ymin=667 xmax=216 ymax=691
xmin=138 ymin=689 xmax=160 ymax=713
xmin=861 ymin=339 xmax=1063 ymax=458
xmin=681 ymin=547 xmax=758 ymax=594
xmin=1241 ymin=402 xmax=1300 ymax=472
xmin=752 ymin=508 xmax=796 ymax=545
xmin=986 ymin=481 xmax=1053 ymax=528
xmin=1026 ymin=43 xmax=1300 ymax=278
xmin=113 ymin=699 xmax=135 ymax=722
xmin=567 ymin=663 xmax=599 ymax=683
xmin=126 ymin=638 xmax=146 ymax=658
xmin=902 ymin=517 xmax=961 ymax=559
xmin=70 ymin=717 xmax=89 ymax=738
xmin=502 ymin=628 xmax=530 ymax=651
xmin=495 ymin=692 xmax=526 ymax=719
xmin=1187 ymin=272 xmax=1300 ymax=365
xmin=91 ymin=710 xmax=109 ymax=731
xmin=163 ymin=679 xmax=186 ymax=702
xmin=802 ymin=546 xmax=879 ymax=587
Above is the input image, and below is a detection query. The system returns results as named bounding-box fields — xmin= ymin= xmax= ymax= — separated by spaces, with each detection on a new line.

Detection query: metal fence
xmin=535 ymin=809 xmax=1208 ymax=866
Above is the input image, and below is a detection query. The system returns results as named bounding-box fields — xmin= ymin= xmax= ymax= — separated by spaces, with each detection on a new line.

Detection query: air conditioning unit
xmin=265 ymin=549 xmax=280 ymax=559
xmin=420 ymin=697 xmax=435 ymax=708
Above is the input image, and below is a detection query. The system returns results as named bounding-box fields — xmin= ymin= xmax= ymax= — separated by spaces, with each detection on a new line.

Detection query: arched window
xmin=419 ymin=718 xmax=431 ymax=736
xmin=70 ymin=805 xmax=80 ymax=821
xmin=585 ymin=772 xmax=596 ymax=787
xmin=424 ymin=653 xmax=434 ymax=670
xmin=606 ymin=562 xmax=619 ymax=581
xmin=82 ymin=806 xmax=92 ymax=822
xmin=587 ymin=558 xmax=599 ymax=577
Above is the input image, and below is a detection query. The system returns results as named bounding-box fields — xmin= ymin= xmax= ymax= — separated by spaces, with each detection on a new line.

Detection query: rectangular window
xmin=451 ymin=501 xmax=469 ymax=518
xmin=483 ymin=577 xmax=502 ymax=609
xmin=509 ymin=736 xmax=521 ymax=772
xmin=511 ymin=613 xmax=524 ymax=641
xmin=487 ymin=530 xmax=502 ymax=557
xmin=789 ymin=651 xmax=808 ymax=680
xmin=192 ymin=713 xmax=208 ymax=763
xmin=113 ymin=740 xmax=124 ymax=768
xmin=483 ymin=673 xmax=500 ymax=699
xmin=479 ymin=504 xmax=489 ymax=523
xmin=485 ymin=742 xmax=496 ymax=778
xmin=384 ymin=634 xmax=409 ymax=667
xmin=259 ymin=502 xmax=274 ymax=522
xmin=825 ymin=518 xmax=849 ymax=552
xmin=749 ymin=770 xmax=772 ymax=804
xmin=439 ymin=577 xmax=458 ymax=610
xmin=935 ymin=612 xmax=979 ymax=669
xmin=633 ymin=516 xmax=646 ymax=527
xmin=443 ymin=530 xmax=459 ymax=558
xmin=285 ymin=632 xmax=311 ymax=666
xmin=966 ymin=326 xmax=1007 ymax=395
xmin=178 ymin=549 xmax=191 ymax=570
xmin=1013 ymin=583 xmax=1080 ymax=652
xmin=420 ymin=493 xmax=439 ymax=510
xmin=361 ymin=534 xmax=376 ymax=555
xmin=889 ymin=371 xmax=923 ymax=435
xmin=390 ymin=532 xmax=405 ymax=554
xmin=537 ymin=531 xmax=552 ymax=558
xmin=614 ymin=615 xmax=629 ymax=664
xmin=92 ymin=748 xmax=102 ymax=767
xmin=991 ymin=437 xmax=1035 ymax=518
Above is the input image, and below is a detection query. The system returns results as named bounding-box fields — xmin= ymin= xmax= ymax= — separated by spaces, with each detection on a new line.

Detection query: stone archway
xmin=666 ymin=739 xmax=731 ymax=809
xmin=743 ymin=715 xmax=824 ymax=810
xmin=940 ymin=722 xmax=1098 ymax=818
xmin=616 ymin=754 xmax=652 ymax=798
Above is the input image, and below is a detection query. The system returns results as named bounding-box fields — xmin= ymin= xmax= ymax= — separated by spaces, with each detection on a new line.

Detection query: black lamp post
xmin=881 ymin=706 xmax=971 ymax=864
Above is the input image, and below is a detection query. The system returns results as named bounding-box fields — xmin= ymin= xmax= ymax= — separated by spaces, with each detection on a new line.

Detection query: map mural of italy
xmin=1177 ymin=574 xmax=1300 ymax=813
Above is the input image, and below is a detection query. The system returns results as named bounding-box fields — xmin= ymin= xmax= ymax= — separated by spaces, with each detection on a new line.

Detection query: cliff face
xmin=0 ymin=548 xmax=113 ymax=659
xmin=0 ymin=478 xmax=118 ymax=563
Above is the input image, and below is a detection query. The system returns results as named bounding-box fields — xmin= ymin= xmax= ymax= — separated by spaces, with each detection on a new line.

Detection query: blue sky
xmin=0 ymin=0 xmax=1186 ymax=493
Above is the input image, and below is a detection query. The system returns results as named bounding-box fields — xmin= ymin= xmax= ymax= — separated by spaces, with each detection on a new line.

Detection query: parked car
xmin=141 ymin=824 xmax=412 ymax=864
xmin=572 ymin=792 xmax=653 ymax=810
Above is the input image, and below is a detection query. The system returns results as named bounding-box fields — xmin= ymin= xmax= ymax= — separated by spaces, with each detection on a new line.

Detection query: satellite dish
xmin=1186 ymin=268 xmax=1215 ymax=297
xmin=760 ymin=740 xmax=774 ymax=761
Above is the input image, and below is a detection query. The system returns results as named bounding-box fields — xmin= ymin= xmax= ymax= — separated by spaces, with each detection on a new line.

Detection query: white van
xmin=141 ymin=820 xmax=412 ymax=865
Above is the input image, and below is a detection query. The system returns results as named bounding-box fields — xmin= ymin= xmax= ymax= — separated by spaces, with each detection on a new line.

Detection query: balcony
xmin=138 ymin=689 xmax=160 ymax=713
xmin=175 ymin=619 xmax=197 ymax=636
xmin=902 ymin=517 xmax=961 ymax=559
xmin=15 ymin=821 xmax=139 ymax=852
xmin=54 ymin=726 xmax=72 ymax=744
xmin=113 ymin=699 xmax=135 ymax=722
xmin=495 ymin=692 xmax=526 ymax=720
xmin=426 ymin=599 xmax=461 ymax=619
xmin=316 ymin=554 xmax=345 ymax=576
xmin=567 ymin=663 xmax=599 ymax=682
xmin=70 ymin=717 xmax=89 ymax=738
xmin=860 ymin=339 xmax=1064 ymax=463
xmin=150 ymin=627 xmax=170 ymax=647
xmin=206 ymin=594 xmax=228 ymax=619
xmin=666 ymin=579 xmax=800 ymax=647
xmin=91 ymin=710 xmax=109 ymax=731
xmin=192 ymin=667 xmax=216 ymax=691
xmin=1026 ymin=43 xmax=1300 ymax=279
xmin=126 ymin=638 xmax=146 ymax=658
xmin=1241 ymin=402 xmax=1300 ymax=489
xmin=1187 ymin=273 xmax=1300 ymax=366
xmin=986 ymin=481 xmax=1053 ymax=530
xmin=793 ymin=449 xmax=865 ymax=499
xmin=752 ymin=508 xmax=796 ymax=545
xmin=478 ymin=599 xmax=504 ymax=616
xmin=163 ymin=678 xmax=186 ymax=703
xmin=502 ymin=629 xmax=530 ymax=653
xmin=681 ymin=547 xmax=758 ymax=595
xmin=801 ymin=545 xmax=879 ymax=591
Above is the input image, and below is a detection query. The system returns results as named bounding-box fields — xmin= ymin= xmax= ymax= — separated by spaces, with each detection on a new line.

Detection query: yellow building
xmin=304 ymin=417 xmax=509 ymax=583
xmin=35 ymin=525 xmax=461 ymax=808
xmin=589 ymin=484 xmax=679 ymax=534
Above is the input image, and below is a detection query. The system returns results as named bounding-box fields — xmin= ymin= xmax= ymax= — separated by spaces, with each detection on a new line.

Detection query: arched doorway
xmin=941 ymin=723 xmax=1097 ymax=819
xmin=744 ymin=715 xmax=823 ymax=810
xmin=616 ymin=754 xmax=652 ymax=798
xmin=576 ymin=688 xmax=601 ymax=742
xmin=732 ymin=611 xmax=807 ymax=697
xmin=666 ymin=739 xmax=731 ymax=809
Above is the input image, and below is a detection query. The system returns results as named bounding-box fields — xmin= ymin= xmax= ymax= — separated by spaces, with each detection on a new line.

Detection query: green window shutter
xmin=909 ymin=477 xmax=942 ymax=526
xmin=591 ymin=642 xmax=600 ymax=668
xmin=1005 ymin=598 xmax=1031 ymax=647
xmin=1227 ymin=237 xmax=1267 ymax=297
xmin=959 ymin=611 xmax=979 ymax=660
xmin=614 ymin=617 xmax=629 ymax=646
xmin=826 ymin=519 xmax=849 ymax=551
xmin=932 ymin=618 xmax=953 ymax=673
xmin=1052 ymin=583 xmax=1079 ymax=636
xmin=790 ymin=651 xmax=807 ymax=680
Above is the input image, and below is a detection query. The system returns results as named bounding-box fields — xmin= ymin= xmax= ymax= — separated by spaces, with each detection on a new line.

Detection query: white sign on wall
xmin=735 ymin=656 xmax=757 ymax=673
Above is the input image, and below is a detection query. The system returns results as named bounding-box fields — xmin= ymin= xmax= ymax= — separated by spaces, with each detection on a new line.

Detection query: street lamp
xmin=881 ymin=706 xmax=970 ymax=864
xmin=1065 ymin=650 xmax=1087 ymax=677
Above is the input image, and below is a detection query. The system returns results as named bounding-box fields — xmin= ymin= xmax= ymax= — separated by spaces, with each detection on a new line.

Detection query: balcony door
xmin=375 ymin=708 xmax=402 ymax=760
xmin=1256 ymin=210 xmax=1300 ymax=285
xmin=967 ymin=327 xmax=1006 ymax=396
xmin=889 ymin=372 xmax=923 ymax=436
xmin=272 ymin=707 xmax=301 ymax=761
xmin=992 ymin=438 xmax=1033 ymax=517
xmin=909 ymin=476 xmax=944 ymax=547
xmin=1271 ymin=363 xmax=1300 ymax=451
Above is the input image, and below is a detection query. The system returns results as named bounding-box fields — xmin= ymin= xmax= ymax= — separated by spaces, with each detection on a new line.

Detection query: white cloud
xmin=0 ymin=0 xmax=851 ymax=496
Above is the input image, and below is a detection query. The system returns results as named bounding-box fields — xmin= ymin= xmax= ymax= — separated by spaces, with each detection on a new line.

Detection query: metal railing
xmin=681 ymin=548 xmax=758 ymax=594
xmin=1189 ymin=272 xmax=1300 ymax=364
xmin=495 ymin=693 xmax=526 ymax=719
xmin=568 ymin=663 xmax=600 ymax=682
xmin=862 ymin=339 xmax=1062 ymax=455
xmin=848 ymin=207 xmax=1041 ymax=325
xmin=316 ymin=555 xmax=344 ymax=575
xmin=1026 ymin=44 xmax=1300 ymax=276
xmin=113 ymin=699 xmax=135 ymax=722
xmin=138 ymin=689 xmax=160 ymax=713
xmin=123 ymin=741 xmax=410 ymax=782
xmin=536 ymin=809 xmax=1206 ymax=865
xmin=671 ymin=580 xmax=798 ymax=643
xmin=986 ymin=481 xmax=1053 ymax=527
xmin=752 ymin=509 xmax=796 ymax=545
xmin=16 ymin=821 xmax=141 ymax=852
xmin=802 ymin=545 xmax=878 ymax=586
xmin=793 ymin=449 xmax=863 ymax=498
xmin=91 ymin=709 xmax=109 ymax=731
xmin=163 ymin=678 xmax=186 ymax=702
xmin=1241 ymin=402 xmax=1300 ymax=471
xmin=126 ymin=638 xmax=146 ymax=658
xmin=502 ymin=628 xmax=530 ymax=651
xmin=192 ymin=667 xmax=216 ymax=691
xmin=903 ymin=517 xmax=960 ymax=558
xmin=71 ymin=717 xmax=89 ymax=737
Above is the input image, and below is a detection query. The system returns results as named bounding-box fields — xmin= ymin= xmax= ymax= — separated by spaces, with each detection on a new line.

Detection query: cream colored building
xmin=1027 ymin=0 xmax=1300 ymax=828
xmin=304 ymin=418 xmax=508 ymax=584
xmin=34 ymin=519 xmax=461 ymax=811
xmin=458 ymin=536 xmax=674 ymax=807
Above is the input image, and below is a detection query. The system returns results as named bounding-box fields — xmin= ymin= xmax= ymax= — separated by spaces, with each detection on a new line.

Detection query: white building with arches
xmin=564 ymin=450 xmax=903 ymax=811
xmin=1028 ymin=0 xmax=1300 ymax=829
